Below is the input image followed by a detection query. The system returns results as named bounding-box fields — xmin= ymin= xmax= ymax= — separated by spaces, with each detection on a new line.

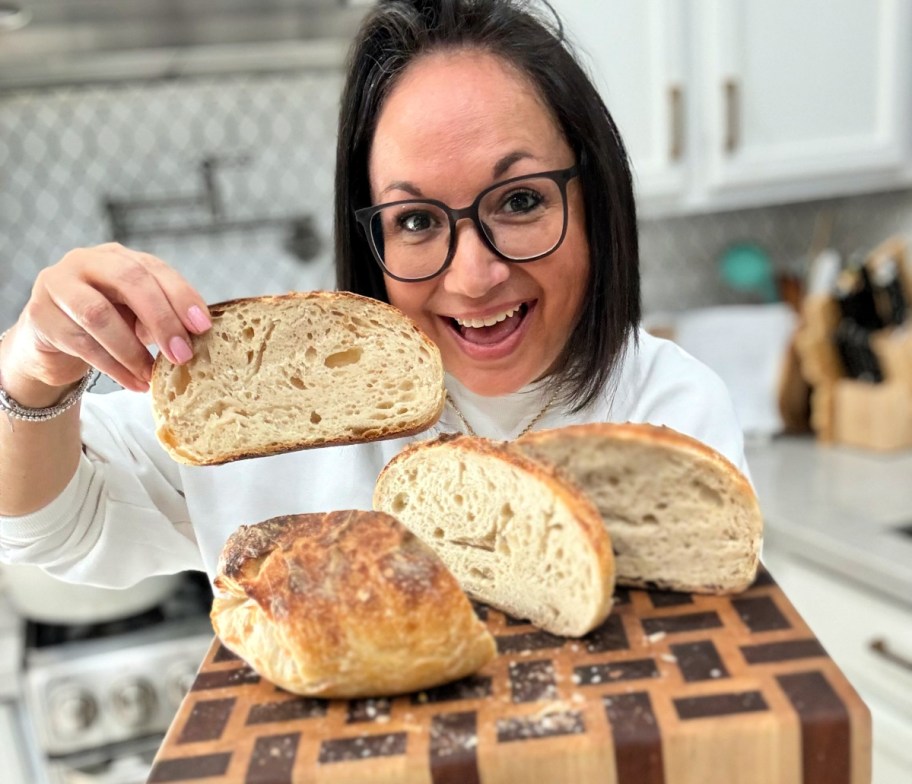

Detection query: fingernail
xmin=188 ymin=305 xmax=211 ymax=333
xmin=169 ymin=336 xmax=193 ymax=364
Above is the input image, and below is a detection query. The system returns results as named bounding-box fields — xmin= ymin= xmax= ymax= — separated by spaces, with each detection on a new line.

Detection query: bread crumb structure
xmin=150 ymin=291 xmax=445 ymax=465
xmin=374 ymin=435 xmax=616 ymax=637
xmin=515 ymin=423 xmax=763 ymax=594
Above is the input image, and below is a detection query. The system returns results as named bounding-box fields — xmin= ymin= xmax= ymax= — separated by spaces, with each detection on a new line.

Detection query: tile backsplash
xmin=0 ymin=71 xmax=342 ymax=327
xmin=640 ymin=187 xmax=912 ymax=317
xmin=2 ymin=70 xmax=911 ymax=332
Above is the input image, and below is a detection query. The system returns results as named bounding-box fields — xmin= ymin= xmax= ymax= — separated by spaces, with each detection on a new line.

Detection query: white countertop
xmin=746 ymin=436 xmax=912 ymax=607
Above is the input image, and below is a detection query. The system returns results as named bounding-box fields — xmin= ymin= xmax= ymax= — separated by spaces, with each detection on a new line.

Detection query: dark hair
xmin=334 ymin=0 xmax=640 ymax=411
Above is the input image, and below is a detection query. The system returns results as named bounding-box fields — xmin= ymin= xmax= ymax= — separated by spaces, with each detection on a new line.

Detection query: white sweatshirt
xmin=0 ymin=329 xmax=748 ymax=588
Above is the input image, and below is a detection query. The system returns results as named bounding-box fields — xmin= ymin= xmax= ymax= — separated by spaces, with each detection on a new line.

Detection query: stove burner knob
xmin=50 ymin=687 xmax=98 ymax=737
xmin=110 ymin=678 xmax=158 ymax=727
xmin=166 ymin=663 xmax=200 ymax=708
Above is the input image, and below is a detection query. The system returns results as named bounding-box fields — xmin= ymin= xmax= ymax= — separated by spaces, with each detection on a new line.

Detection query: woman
xmin=0 ymin=0 xmax=745 ymax=586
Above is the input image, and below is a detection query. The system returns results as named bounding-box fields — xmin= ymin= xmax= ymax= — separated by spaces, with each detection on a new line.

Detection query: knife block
xmin=792 ymin=236 xmax=912 ymax=450
xmin=830 ymin=376 xmax=912 ymax=451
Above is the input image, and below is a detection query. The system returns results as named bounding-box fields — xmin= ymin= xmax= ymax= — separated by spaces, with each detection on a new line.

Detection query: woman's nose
xmin=441 ymin=220 xmax=510 ymax=297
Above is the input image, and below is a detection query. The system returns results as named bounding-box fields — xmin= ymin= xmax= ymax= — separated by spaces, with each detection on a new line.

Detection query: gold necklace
xmin=445 ymin=389 xmax=558 ymax=440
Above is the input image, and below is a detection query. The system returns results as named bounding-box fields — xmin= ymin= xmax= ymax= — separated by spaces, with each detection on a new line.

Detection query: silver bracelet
xmin=0 ymin=328 xmax=99 ymax=422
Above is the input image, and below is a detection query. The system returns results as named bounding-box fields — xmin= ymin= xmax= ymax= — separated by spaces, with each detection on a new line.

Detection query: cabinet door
xmin=551 ymin=0 xmax=687 ymax=207
xmin=698 ymin=0 xmax=910 ymax=197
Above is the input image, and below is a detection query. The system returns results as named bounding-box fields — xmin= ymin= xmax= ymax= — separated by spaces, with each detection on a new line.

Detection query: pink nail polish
xmin=169 ymin=336 xmax=193 ymax=364
xmin=188 ymin=305 xmax=211 ymax=333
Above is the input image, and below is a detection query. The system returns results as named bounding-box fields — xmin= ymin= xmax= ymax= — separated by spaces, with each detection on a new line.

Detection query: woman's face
xmin=368 ymin=51 xmax=590 ymax=396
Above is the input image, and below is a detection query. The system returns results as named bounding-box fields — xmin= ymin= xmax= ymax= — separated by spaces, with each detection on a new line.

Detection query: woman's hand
xmin=2 ymin=243 xmax=211 ymax=403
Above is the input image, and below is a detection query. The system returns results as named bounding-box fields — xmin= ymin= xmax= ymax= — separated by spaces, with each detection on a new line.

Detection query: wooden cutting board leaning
xmin=147 ymin=567 xmax=870 ymax=784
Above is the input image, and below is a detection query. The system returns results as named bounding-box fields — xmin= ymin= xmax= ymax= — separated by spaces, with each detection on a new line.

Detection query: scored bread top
xmin=211 ymin=510 xmax=497 ymax=698
xmin=215 ymin=510 xmax=474 ymax=621
xmin=150 ymin=291 xmax=445 ymax=466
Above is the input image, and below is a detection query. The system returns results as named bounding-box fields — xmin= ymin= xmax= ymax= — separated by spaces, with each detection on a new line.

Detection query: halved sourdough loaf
xmin=515 ymin=423 xmax=762 ymax=594
xmin=373 ymin=434 xmax=616 ymax=637
xmin=151 ymin=291 xmax=445 ymax=465
xmin=210 ymin=510 xmax=497 ymax=698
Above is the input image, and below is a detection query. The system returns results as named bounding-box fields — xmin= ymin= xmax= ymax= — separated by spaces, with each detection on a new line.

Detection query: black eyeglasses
xmin=354 ymin=166 xmax=579 ymax=282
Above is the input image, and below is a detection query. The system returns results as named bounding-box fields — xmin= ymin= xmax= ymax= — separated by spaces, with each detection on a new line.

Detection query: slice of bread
xmin=373 ymin=434 xmax=615 ymax=637
xmin=515 ymin=423 xmax=762 ymax=594
xmin=210 ymin=510 xmax=497 ymax=698
xmin=151 ymin=291 xmax=445 ymax=465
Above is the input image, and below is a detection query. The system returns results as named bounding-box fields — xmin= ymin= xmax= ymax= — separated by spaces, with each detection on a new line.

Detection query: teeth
xmin=454 ymin=305 xmax=521 ymax=329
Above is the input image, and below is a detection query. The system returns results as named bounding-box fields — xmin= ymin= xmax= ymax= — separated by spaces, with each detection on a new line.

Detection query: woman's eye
xmin=399 ymin=211 xmax=434 ymax=232
xmin=502 ymin=189 xmax=543 ymax=214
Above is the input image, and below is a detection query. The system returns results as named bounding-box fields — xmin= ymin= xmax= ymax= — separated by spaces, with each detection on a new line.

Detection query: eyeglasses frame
xmin=353 ymin=165 xmax=580 ymax=283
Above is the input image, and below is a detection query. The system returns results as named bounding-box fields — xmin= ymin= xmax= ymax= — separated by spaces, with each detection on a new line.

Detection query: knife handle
xmin=869 ymin=637 xmax=912 ymax=673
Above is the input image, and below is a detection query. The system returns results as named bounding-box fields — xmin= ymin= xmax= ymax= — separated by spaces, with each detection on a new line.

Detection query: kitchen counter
xmin=745 ymin=436 xmax=912 ymax=607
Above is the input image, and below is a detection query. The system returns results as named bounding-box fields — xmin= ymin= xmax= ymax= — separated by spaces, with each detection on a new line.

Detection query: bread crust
xmin=519 ymin=422 xmax=757 ymax=506
xmin=150 ymin=291 xmax=445 ymax=466
xmin=374 ymin=434 xmax=616 ymax=636
xmin=211 ymin=510 xmax=497 ymax=698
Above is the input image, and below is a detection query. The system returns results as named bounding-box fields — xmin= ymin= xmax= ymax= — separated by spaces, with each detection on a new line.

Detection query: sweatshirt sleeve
xmin=0 ymin=390 xmax=205 ymax=588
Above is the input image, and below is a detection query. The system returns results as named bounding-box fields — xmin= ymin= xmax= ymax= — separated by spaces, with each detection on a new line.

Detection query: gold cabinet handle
xmin=869 ymin=638 xmax=912 ymax=672
xmin=724 ymin=78 xmax=740 ymax=154
xmin=669 ymin=85 xmax=684 ymax=161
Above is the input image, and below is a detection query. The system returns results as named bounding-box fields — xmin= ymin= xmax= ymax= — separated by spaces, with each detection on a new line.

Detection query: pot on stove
xmin=1 ymin=563 xmax=182 ymax=624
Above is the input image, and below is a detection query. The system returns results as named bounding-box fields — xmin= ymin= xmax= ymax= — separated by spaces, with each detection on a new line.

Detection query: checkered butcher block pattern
xmin=148 ymin=567 xmax=870 ymax=784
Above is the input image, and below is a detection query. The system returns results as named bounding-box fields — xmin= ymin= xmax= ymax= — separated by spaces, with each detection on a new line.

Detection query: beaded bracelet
xmin=0 ymin=329 xmax=98 ymax=422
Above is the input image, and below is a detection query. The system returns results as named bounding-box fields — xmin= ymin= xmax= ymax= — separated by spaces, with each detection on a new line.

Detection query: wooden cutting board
xmin=147 ymin=568 xmax=870 ymax=784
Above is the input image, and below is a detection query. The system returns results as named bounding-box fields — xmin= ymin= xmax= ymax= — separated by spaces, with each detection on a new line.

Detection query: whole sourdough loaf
xmin=210 ymin=510 xmax=497 ymax=698
xmin=373 ymin=435 xmax=616 ymax=637
xmin=151 ymin=291 xmax=445 ymax=466
xmin=515 ymin=423 xmax=763 ymax=594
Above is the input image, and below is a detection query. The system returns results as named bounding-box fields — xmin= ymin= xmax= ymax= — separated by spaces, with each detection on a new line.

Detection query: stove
xmin=18 ymin=571 xmax=214 ymax=784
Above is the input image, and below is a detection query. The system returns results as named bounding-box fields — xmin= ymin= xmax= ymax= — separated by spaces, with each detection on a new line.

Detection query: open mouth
xmin=448 ymin=302 xmax=532 ymax=346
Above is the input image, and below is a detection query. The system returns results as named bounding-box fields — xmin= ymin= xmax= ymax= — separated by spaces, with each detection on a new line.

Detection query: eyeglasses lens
xmin=369 ymin=175 xmax=566 ymax=280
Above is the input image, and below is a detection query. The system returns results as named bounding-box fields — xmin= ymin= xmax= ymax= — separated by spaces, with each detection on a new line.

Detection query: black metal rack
xmin=103 ymin=154 xmax=321 ymax=262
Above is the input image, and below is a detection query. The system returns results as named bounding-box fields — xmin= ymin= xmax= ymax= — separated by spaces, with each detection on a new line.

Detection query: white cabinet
xmin=551 ymin=0 xmax=912 ymax=215
xmin=698 ymin=0 xmax=910 ymax=201
xmin=554 ymin=1 xmax=689 ymax=204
